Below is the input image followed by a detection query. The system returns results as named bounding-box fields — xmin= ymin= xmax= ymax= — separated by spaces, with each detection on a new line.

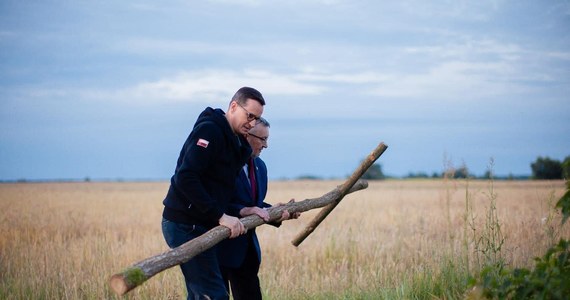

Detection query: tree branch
xmin=291 ymin=142 xmax=388 ymax=246
xmin=109 ymin=179 xmax=369 ymax=296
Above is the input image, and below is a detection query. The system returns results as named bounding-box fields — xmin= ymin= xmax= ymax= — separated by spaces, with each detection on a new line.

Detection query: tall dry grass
xmin=0 ymin=179 xmax=567 ymax=299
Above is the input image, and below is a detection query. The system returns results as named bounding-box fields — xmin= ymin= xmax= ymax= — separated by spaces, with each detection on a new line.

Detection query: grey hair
xmin=257 ymin=117 xmax=270 ymax=128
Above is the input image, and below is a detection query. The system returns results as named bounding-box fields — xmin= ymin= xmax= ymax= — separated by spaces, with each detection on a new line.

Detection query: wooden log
xmin=109 ymin=179 xmax=369 ymax=296
xmin=291 ymin=142 xmax=388 ymax=247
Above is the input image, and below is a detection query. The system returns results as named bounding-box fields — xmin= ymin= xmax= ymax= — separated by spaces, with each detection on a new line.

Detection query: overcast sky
xmin=1 ymin=0 xmax=569 ymax=181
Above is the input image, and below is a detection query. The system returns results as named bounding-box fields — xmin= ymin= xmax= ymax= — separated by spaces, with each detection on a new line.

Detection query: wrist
xmin=218 ymin=213 xmax=227 ymax=223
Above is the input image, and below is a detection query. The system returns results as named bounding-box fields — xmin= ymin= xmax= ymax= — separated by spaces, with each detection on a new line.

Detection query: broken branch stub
xmin=291 ymin=142 xmax=388 ymax=247
xmin=110 ymin=179 xmax=369 ymax=296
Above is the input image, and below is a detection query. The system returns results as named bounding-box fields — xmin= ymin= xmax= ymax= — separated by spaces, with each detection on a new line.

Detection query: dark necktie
xmin=248 ymin=158 xmax=257 ymax=201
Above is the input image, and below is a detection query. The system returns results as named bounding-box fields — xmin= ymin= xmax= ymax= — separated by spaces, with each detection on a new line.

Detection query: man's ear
xmin=228 ymin=100 xmax=237 ymax=113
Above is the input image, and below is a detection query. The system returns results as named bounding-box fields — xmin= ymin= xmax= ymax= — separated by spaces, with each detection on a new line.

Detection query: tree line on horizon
xmin=359 ymin=155 xmax=570 ymax=180
xmin=5 ymin=156 xmax=569 ymax=183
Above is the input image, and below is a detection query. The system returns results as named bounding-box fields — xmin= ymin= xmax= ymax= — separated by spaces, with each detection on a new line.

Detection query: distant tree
xmin=296 ymin=175 xmax=322 ymax=180
xmin=362 ymin=163 xmax=385 ymax=180
xmin=563 ymin=156 xmax=570 ymax=180
xmin=531 ymin=156 xmax=562 ymax=179
xmin=454 ymin=165 xmax=470 ymax=179
xmin=442 ymin=163 xmax=471 ymax=179
xmin=406 ymin=171 xmax=429 ymax=179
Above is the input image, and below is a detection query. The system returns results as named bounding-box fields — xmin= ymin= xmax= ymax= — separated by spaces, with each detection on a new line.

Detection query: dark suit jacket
xmin=218 ymin=157 xmax=276 ymax=268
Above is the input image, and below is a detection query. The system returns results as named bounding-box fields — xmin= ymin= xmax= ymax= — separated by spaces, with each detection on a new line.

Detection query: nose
xmin=248 ymin=119 xmax=257 ymax=127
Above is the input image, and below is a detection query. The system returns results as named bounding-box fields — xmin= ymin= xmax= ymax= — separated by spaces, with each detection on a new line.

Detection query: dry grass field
xmin=1 ymin=179 xmax=568 ymax=299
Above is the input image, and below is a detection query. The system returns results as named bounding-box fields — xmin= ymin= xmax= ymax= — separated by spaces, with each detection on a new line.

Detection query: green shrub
xmin=469 ymin=181 xmax=570 ymax=299
xmin=475 ymin=239 xmax=569 ymax=299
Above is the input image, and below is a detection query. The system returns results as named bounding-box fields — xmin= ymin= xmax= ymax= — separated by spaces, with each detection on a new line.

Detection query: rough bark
xmin=291 ymin=142 xmax=388 ymax=246
xmin=109 ymin=179 xmax=369 ymax=296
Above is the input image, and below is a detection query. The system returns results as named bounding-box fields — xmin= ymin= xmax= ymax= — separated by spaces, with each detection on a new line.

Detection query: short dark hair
xmin=231 ymin=87 xmax=265 ymax=106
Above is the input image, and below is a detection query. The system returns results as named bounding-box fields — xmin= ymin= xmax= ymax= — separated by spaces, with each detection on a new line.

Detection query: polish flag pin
xmin=197 ymin=138 xmax=209 ymax=148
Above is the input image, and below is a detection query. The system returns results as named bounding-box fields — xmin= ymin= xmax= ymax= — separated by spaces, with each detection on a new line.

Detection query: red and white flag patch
xmin=197 ymin=138 xmax=209 ymax=148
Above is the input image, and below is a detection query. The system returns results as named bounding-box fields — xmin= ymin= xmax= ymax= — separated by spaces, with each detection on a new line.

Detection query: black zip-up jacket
xmin=162 ymin=107 xmax=252 ymax=228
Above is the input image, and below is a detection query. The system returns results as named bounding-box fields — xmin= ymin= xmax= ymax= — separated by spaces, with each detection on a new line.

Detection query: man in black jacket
xmin=217 ymin=118 xmax=300 ymax=300
xmin=162 ymin=87 xmax=265 ymax=300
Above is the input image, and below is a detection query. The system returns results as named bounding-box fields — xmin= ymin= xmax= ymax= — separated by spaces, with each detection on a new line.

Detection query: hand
xmin=287 ymin=198 xmax=301 ymax=219
xmin=275 ymin=199 xmax=301 ymax=222
xmin=218 ymin=213 xmax=246 ymax=238
xmin=240 ymin=206 xmax=270 ymax=222
xmin=279 ymin=209 xmax=291 ymax=222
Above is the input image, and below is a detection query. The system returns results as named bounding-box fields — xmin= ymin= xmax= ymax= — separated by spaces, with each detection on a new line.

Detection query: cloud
xmin=12 ymin=54 xmax=550 ymax=108
xmin=295 ymin=70 xmax=392 ymax=84
xmin=403 ymin=38 xmax=523 ymax=61
xmin=122 ymin=69 xmax=325 ymax=103
xmin=547 ymin=51 xmax=570 ymax=61
xmin=10 ymin=26 xmax=566 ymax=111
xmin=397 ymin=0 xmax=502 ymax=21
xmin=366 ymin=60 xmax=531 ymax=99
xmin=207 ymin=0 xmax=344 ymax=7
xmin=207 ymin=0 xmax=262 ymax=6
xmin=0 ymin=30 xmax=17 ymax=40
xmin=114 ymin=38 xmax=226 ymax=56
xmin=9 ymin=69 xmax=324 ymax=104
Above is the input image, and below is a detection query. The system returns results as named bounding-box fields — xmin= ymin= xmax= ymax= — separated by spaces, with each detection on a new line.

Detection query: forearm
xmin=239 ymin=206 xmax=270 ymax=222
xmin=239 ymin=206 xmax=261 ymax=217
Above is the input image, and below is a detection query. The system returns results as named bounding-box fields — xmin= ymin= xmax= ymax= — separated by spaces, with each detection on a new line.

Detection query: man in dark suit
xmin=217 ymin=117 xmax=299 ymax=300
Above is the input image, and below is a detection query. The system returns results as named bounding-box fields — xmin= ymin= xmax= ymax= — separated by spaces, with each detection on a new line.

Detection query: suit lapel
xmin=252 ymin=158 xmax=263 ymax=207
xmin=239 ymin=167 xmax=255 ymax=206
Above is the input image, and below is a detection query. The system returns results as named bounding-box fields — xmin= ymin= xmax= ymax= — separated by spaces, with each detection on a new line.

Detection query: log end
xmin=110 ymin=274 xmax=129 ymax=296
xmin=109 ymin=267 xmax=147 ymax=296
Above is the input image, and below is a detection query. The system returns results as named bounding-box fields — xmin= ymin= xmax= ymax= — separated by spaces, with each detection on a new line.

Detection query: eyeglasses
xmin=248 ymin=133 xmax=268 ymax=144
xmin=236 ymin=102 xmax=261 ymax=123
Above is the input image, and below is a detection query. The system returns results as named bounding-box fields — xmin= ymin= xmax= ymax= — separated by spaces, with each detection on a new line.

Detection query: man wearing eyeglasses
xmin=161 ymin=87 xmax=265 ymax=300
xmin=217 ymin=118 xmax=300 ymax=300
